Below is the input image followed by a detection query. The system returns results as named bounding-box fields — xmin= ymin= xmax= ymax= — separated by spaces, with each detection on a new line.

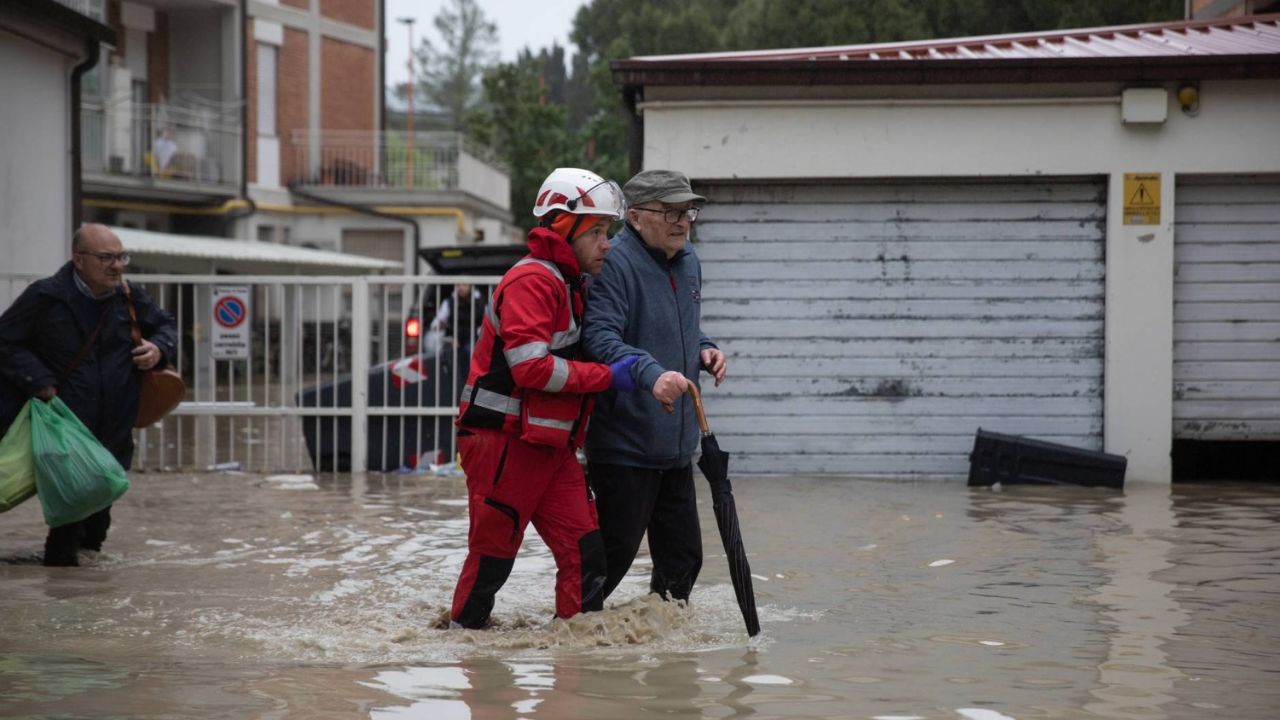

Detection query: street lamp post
xmin=398 ymin=16 xmax=416 ymax=188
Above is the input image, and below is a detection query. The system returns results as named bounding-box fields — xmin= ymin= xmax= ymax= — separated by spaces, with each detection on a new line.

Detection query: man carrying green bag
xmin=0 ymin=224 xmax=177 ymax=566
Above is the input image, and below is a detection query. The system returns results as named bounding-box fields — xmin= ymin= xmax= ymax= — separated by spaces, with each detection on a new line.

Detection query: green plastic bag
xmin=0 ymin=401 xmax=37 ymax=512
xmin=30 ymin=397 xmax=129 ymax=528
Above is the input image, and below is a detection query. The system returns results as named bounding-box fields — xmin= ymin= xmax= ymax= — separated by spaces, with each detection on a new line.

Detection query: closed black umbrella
xmin=688 ymin=382 xmax=760 ymax=637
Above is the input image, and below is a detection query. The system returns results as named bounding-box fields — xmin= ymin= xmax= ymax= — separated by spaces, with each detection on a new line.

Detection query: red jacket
xmin=457 ymin=227 xmax=612 ymax=447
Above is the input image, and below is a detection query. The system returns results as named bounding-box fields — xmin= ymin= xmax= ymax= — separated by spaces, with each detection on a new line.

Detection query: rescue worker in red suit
xmin=451 ymin=168 xmax=640 ymax=629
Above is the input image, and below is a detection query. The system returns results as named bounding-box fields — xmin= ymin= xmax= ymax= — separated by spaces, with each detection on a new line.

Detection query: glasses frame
xmin=76 ymin=251 xmax=131 ymax=266
xmin=632 ymin=206 xmax=699 ymax=224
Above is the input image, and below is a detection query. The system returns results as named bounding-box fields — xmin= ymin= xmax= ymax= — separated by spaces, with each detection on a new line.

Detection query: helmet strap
xmin=564 ymin=215 xmax=586 ymax=244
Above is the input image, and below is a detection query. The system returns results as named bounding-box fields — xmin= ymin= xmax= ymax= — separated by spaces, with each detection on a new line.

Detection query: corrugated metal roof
xmin=634 ymin=14 xmax=1280 ymax=63
xmin=114 ymin=227 xmax=402 ymax=272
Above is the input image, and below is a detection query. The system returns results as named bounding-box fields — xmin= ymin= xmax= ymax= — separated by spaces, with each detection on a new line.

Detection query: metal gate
xmin=694 ymin=178 xmax=1107 ymax=478
xmin=7 ymin=274 xmax=500 ymax=474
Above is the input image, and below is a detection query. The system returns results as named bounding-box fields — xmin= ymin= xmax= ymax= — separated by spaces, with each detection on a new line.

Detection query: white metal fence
xmin=4 ymin=274 xmax=500 ymax=474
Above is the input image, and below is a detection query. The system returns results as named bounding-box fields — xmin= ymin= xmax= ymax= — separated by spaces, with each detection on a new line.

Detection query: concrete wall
xmin=0 ymin=35 xmax=75 ymax=306
xmin=636 ymin=79 xmax=1280 ymax=483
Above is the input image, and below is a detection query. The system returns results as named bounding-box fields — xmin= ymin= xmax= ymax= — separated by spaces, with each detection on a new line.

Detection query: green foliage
xmin=412 ymin=0 xmax=498 ymax=130
xmin=465 ymin=60 xmax=578 ymax=232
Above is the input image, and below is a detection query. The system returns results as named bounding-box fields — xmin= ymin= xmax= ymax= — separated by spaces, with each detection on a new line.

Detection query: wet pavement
xmin=0 ymin=472 xmax=1277 ymax=719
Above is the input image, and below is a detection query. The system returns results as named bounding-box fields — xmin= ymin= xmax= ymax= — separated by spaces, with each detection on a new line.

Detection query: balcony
xmin=287 ymin=130 xmax=510 ymax=213
xmin=52 ymin=0 xmax=105 ymax=19
xmin=82 ymin=100 xmax=242 ymax=200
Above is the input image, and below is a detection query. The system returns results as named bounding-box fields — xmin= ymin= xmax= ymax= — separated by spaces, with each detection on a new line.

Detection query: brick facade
xmin=148 ymin=12 xmax=168 ymax=104
xmin=321 ymin=37 xmax=375 ymax=131
xmin=279 ymin=27 xmax=310 ymax=185
xmin=321 ymin=0 xmax=376 ymax=30
xmin=246 ymin=1 xmax=377 ymax=186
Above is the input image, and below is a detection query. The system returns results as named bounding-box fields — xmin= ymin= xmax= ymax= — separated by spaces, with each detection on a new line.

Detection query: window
xmin=256 ymin=44 xmax=276 ymax=136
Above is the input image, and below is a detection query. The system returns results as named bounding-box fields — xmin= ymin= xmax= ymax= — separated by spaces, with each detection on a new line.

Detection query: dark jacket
xmin=0 ymin=263 xmax=177 ymax=467
xmin=583 ymin=223 xmax=717 ymax=469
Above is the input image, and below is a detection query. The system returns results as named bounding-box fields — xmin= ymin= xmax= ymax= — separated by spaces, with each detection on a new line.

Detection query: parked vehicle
xmin=297 ymin=244 xmax=524 ymax=472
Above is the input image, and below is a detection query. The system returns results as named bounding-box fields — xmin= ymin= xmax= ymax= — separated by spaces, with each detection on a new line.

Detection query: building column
xmin=1104 ymin=170 xmax=1175 ymax=483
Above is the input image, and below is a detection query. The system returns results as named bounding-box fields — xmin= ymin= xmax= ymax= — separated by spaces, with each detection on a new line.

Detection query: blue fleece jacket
xmin=583 ymin=223 xmax=717 ymax=469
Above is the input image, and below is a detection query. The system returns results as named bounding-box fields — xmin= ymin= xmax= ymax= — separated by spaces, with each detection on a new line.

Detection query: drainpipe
xmin=288 ymin=183 xmax=421 ymax=274
xmin=623 ymin=84 xmax=643 ymax=177
xmin=70 ymin=37 xmax=100 ymax=232
xmin=237 ymin=0 xmax=250 ymax=236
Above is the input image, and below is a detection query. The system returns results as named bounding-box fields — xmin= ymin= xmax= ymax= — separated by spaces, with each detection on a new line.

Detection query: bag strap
xmin=62 ymin=301 xmax=111 ymax=381
xmin=121 ymin=279 xmax=144 ymax=348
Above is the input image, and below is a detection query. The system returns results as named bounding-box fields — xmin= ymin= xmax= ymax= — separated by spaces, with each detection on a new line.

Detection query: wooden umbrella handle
xmin=687 ymin=380 xmax=710 ymax=435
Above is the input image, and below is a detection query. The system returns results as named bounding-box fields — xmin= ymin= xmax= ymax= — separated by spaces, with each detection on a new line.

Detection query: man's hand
xmin=35 ymin=386 xmax=56 ymax=400
xmin=700 ymin=348 xmax=727 ymax=387
xmin=652 ymin=370 xmax=690 ymax=413
xmin=132 ymin=339 xmax=162 ymax=370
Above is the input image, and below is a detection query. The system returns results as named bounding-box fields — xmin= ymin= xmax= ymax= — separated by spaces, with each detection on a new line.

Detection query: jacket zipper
xmin=670 ymin=269 xmax=688 ymax=458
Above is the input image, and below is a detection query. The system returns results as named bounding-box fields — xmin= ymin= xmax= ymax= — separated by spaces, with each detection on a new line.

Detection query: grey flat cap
xmin=623 ymin=169 xmax=706 ymax=206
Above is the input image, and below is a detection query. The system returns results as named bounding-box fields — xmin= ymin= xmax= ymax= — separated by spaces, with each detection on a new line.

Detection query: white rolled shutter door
xmin=695 ymin=178 xmax=1106 ymax=478
xmin=1173 ymin=175 xmax=1280 ymax=440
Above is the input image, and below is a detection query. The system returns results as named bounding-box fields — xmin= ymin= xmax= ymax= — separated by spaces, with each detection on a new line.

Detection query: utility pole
xmin=398 ymin=16 xmax=416 ymax=188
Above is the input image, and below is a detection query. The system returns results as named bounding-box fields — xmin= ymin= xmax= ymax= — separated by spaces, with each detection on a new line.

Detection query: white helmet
xmin=532 ymin=168 xmax=625 ymax=220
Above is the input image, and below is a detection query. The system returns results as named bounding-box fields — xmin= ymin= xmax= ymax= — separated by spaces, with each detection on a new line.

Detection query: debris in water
xmin=742 ymin=674 xmax=793 ymax=685
xmin=957 ymin=709 xmax=1017 ymax=720
xmin=929 ymin=559 xmax=955 ymax=567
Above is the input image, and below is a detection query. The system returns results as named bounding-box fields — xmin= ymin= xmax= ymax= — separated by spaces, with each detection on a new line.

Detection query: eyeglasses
xmin=77 ymin=251 xmax=131 ymax=266
xmin=633 ymin=206 xmax=699 ymax=224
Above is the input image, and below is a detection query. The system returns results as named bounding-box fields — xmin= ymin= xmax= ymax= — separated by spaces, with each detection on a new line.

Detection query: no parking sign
xmin=211 ymin=285 xmax=251 ymax=359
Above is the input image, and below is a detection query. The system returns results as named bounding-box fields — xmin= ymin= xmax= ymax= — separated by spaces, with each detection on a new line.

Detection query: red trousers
xmin=450 ymin=429 xmax=606 ymax=628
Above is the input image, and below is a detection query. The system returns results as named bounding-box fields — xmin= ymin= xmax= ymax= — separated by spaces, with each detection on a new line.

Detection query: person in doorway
xmin=430 ymin=283 xmax=484 ymax=348
xmin=449 ymin=168 xmax=639 ymax=629
xmin=582 ymin=169 xmax=728 ymax=603
xmin=0 ymin=224 xmax=177 ymax=566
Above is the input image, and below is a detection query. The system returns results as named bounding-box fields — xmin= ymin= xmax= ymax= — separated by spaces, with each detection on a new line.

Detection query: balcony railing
xmin=289 ymin=130 xmax=510 ymax=209
xmin=82 ymin=100 xmax=242 ymax=192
xmin=53 ymin=0 xmax=105 ymax=20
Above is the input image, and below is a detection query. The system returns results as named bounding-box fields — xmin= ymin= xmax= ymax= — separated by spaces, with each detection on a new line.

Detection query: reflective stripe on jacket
xmin=457 ymin=228 xmax=612 ymax=447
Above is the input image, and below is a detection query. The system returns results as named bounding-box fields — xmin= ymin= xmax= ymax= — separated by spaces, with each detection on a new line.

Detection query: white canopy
xmin=112 ymin=226 xmax=402 ymax=273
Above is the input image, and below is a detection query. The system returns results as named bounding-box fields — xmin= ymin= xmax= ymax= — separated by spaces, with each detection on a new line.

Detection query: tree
xmin=466 ymin=60 xmax=579 ymax=232
xmin=725 ymin=0 xmax=930 ymax=50
xmin=412 ymin=0 xmax=499 ymax=130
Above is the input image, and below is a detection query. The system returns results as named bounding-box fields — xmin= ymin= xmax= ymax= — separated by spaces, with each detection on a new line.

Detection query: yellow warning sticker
xmin=1123 ymin=173 xmax=1161 ymax=225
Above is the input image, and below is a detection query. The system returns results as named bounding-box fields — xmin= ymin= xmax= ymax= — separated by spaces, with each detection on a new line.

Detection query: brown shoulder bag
xmin=122 ymin=281 xmax=185 ymax=428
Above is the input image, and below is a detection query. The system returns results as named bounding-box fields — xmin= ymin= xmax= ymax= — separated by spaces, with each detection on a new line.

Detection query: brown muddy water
xmin=0 ymin=472 xmax=1277 ymax=719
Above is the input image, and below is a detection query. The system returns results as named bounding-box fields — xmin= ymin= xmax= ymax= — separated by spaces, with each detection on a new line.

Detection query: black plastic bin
xmin=968 ymin=428 xmax=1127 ymax=488
xmin=298 ymin=350 xmax=465 ymax=472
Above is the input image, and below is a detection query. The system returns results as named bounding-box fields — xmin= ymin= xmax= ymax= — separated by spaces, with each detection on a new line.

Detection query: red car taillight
xmin=404 ymin=317 xmax=421 ymax=354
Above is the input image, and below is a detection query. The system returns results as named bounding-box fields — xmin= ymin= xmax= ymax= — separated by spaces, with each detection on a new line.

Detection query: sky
xmin=384 ymin=0 xmax=589 ymax=89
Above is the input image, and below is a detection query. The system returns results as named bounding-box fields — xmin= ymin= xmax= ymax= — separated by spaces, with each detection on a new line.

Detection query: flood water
xmin=1 ymin=472 xmax=1277 ymax=719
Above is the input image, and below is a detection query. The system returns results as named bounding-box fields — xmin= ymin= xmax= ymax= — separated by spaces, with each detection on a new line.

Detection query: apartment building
xmin=67 ymin=0 xmax=514 ymax=274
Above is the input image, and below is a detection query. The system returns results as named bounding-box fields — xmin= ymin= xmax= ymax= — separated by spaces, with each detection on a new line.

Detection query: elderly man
xmin=0 ymin=224 xmax=177 ymax=566
xmin=583 ymin=169 xmax=728 ymax=603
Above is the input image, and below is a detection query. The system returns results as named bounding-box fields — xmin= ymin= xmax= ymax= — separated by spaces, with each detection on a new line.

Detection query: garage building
xmin=612 ymin=15 xmax=1280 ymax=482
